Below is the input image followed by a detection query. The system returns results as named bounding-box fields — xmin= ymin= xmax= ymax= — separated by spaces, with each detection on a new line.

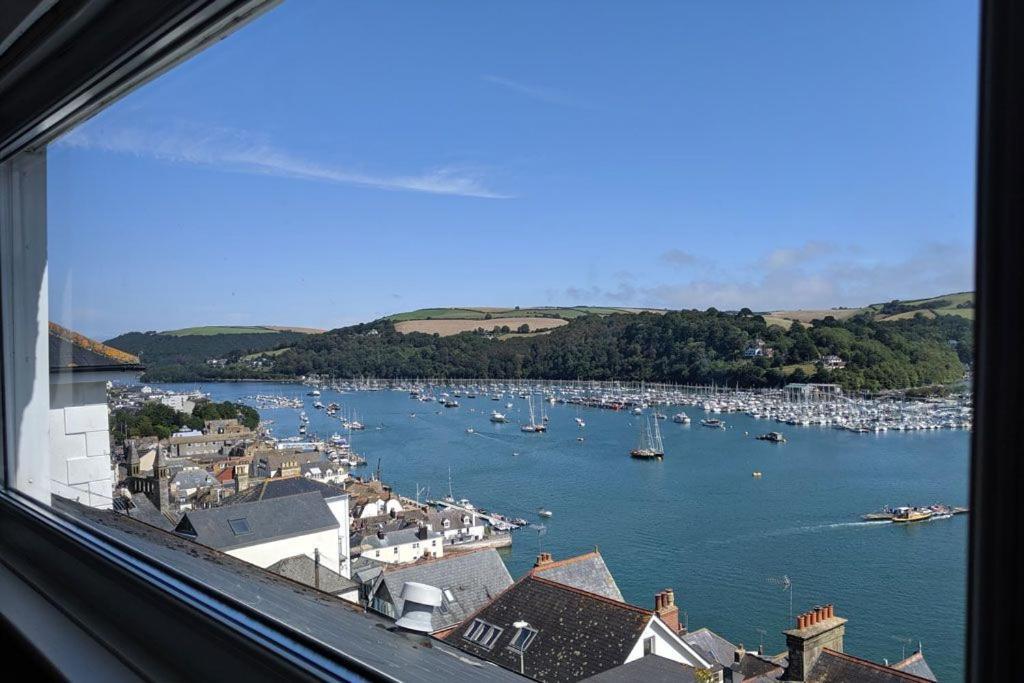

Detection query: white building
xmin=358 ymin=526 xmax=444 ymax=565
xmin=48 ymin=322 xmax=143 ymax=509
xmin=175 ymin=491 xmax=341 ymax=576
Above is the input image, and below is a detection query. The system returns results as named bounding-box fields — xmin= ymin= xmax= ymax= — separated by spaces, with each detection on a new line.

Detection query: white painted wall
xmin=325 ymin=495 xmax=351 ymax=578
xmin=624 ymin=617 xmax=716 ymax=673
xmin=48 ymin=377 xmax=116 ymax=509
xmin=365 ymin=535 xmax=443 ymax=565
xmin=227 ymin=528 xmax=340 ymax=576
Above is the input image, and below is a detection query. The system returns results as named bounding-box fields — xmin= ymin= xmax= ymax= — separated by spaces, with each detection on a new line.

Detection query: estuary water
xmin=158 ymin=381 xmax=968 ymax=679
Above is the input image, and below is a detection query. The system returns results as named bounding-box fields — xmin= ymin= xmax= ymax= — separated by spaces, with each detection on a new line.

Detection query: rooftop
xmin=806 ymin=649 xmax=937 ymax=683
xmin=582 ymin=655 xmax=701 ymax=682
xmin=267 ymin=554 xmax=358 ymax=595
xmin=175 ymin=491 xmax=338 ymax=551
xmin=48 ymin=321 xmax=143 ymax=373
xmin=226 ymin=476 xmax=348 ymax=505
xmin=376 ymin=549 xmax=513 ymax=632
xmin=52 ymin=496 xmax=523 ymax=681
xmin=890 ymin=651 xmax=938 ymax=682
xmin=444 ymin=574 xmax=657 ymax=681
xmin=530 ymin=551 xmax=624 ymax=602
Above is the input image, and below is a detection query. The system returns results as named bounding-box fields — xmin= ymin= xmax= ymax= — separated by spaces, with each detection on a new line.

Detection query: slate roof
xmin=171 ymin=469 xmax=219 ymax=490
xmin=682 ymin=627 xmax=738 ymax=668
xmin=890 ymin=651 xmax=937 ymax=682
xmin=361 ymin=527 xmax=441 ymax=550
xmin=530 ymin=551 xmax=624 ymax=602
xmin=112 ymin=493 xmax=177 ymax=531
xmin=375 ymin=549 xmax=513 ymax=632
xmin=175 ymin=491 xmax=338 ymax=551
xmin=806 ymin=649 xmax=936 ymax=683
xmin=49 ymin=322 xmax=142 ymax=372
xmin=444 ymin=574 xmax=658 ymax=682
xmin=225 ymin=476 xmax=348 ymax=505
xmin=52 ymin=496 xmax=523 ymax=682
xmin=582 ymin=654 xmax=700 ymax=682
xmin=267 ymin=554 xmax=358 ymax=595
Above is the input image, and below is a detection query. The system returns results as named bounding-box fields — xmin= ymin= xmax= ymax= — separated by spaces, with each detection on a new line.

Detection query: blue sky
xmin=47 ymin=1 xmax=978 ymax=339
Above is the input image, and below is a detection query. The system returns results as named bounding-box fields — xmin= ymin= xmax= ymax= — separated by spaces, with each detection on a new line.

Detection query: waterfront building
xmin=48 ymin=322 xmax=144 ymax=509
xmin=363 ymin=548 xmax=513 ymax=630
xmin=355 ymin=525 xmax=444 ymax=565
xmin=174 ymin=491 xmax=342 ymax=576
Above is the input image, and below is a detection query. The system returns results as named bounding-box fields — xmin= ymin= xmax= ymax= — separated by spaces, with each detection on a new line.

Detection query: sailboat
xmin=630 ymin=414 xmax=665 ymax=459
xmin=521 ymin=395 xmax=546 ymax=432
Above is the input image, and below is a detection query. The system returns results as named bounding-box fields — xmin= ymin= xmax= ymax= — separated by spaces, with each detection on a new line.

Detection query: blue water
xmin=162 ymin=382 xmax=968 ymax=679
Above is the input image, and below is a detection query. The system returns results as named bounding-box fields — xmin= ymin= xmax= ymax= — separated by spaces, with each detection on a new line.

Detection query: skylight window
xmin=228 ymin=518 xmax=251 ymax=535
xmin=509 ymin=626 xmax=538 ymax=653
xmin=463 ymin=619 xmax=503 ymax=650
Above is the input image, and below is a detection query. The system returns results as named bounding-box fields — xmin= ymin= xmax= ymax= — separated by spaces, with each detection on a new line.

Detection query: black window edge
xmin=968 ymin=0 xmax=1024 ymax=681
xmin=0 ymin=489 xmax=384 ymax=681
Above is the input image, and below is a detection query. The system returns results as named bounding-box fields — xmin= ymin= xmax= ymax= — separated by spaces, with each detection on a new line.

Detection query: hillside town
xmin=49 ymin=323 xmax=940 ymax=682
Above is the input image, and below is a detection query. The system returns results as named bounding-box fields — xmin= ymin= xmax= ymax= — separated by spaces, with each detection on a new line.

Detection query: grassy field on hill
xmin=768 ymin=292 xmax=974 ymax=328
xmin=385 ymin=306 xmax=666 ymax=335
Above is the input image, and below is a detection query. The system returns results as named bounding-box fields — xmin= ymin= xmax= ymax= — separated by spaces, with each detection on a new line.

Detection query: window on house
xmin=509 ymin=626 xmax=538 ymax=653
xmin=228 ymin=518 xmax=251 ymax=535
xmin=463 ymin=619 xmax=503 ymax=650
xmin=643 ymin=636 xmax=656 ymax=656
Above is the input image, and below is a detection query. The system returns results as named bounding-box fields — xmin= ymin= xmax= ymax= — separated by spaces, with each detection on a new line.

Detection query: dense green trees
xmin=111 ymin=399 xmax=259 ymax=443
xmin=112 ymin=309 xmax=970 ymax=391
xmin=261 ymin=310 xmax=969 ymax=391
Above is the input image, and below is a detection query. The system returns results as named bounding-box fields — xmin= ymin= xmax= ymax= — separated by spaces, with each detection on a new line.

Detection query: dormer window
xmin=443 ymin=519 xmax=451 ymax=529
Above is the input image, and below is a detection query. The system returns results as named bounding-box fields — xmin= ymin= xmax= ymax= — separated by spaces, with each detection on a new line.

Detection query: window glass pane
xmin=30 ymin=2 xmax=977 ymax=680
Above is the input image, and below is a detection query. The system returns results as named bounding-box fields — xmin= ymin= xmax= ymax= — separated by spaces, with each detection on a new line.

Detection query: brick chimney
xmin=782 ymin=603 xmax=846 ymax=681
xmin=654 ymin=588 xmax=682 ymax=635
xmin=534 ymin=552 xmax=554 ymax=567
xmin=416 ymin=524 xmax=429 ymax=540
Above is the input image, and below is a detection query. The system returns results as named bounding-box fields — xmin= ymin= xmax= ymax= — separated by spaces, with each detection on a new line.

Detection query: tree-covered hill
xmin=106 ymin=307 xmax=971 ymax=392
xmin=264 ymin=309 xmax=970 ymax=392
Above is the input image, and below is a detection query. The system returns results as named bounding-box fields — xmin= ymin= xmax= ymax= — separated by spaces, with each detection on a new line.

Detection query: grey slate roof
xmin=171 ymin=469 xmax=218 ymax=490
xmin=224 ymin=476 xmax=348 ymax=505
xmin=361 ymin=527 xmax=441 ymax=550
xmin=113 ymin=493 xmax=177 ymax=531
xmin=375 ymin=549 xmax=513 ymax=632
xmin=682 ymin=627 xmax=737 ymax=667
xmin=530 ymin=551 xmax=624 ymax=602
xmin=806 ymin=649 xmax=936 ymax=683
xmin=53 ymin=496 xmax=523 ymax=682
xmin=444 ymin=574 xmax=657 ymax=682
xmin=583 ymin=655 xmax=700 ymax=682
xmin=267 ymin=554 xmax=358 ymax=595
xmin=890 ymin=651 xmax=937 ymax=682
xmin=175 ymin=491 xmax=337 ymax=551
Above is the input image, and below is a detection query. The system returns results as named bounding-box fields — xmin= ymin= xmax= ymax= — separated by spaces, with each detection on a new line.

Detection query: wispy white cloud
xmin=56 ymin=121 xmax=511 ymax=199
xmin=481 ymin=75 xmax=586 ymax=108
xmin=558 ymin=241 xmax=973 ymax=312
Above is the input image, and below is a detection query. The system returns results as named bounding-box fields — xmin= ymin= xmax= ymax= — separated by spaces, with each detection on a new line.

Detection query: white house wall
xmin=48 ymin=377 xmax=115 ymax=509
xmin=227 ymin=528 xmax=340 ymax=575
xmin=326 ymin=496 xmax=352 ymax=578
xmin=625 ymin=618 xmax=715 ymax=672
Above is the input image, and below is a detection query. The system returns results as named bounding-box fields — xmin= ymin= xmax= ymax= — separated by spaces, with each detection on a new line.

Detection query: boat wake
xmin=710 ymin=520 xmax=890 ymax=546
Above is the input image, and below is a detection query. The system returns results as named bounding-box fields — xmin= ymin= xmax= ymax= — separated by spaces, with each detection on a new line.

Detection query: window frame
xmin=0 ymin=0 xmax=1016 ymax=680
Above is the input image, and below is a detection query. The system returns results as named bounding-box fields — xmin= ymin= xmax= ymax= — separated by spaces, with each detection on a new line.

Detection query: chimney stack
xmin=534 ymin=552 xmax=554 ymax=567
xmin=784 ymin=604 xmax=846 ymax=682
xmin=734 ymin=644 xmax=746 ymax=664
xmin=654 ymin=588 xmax=683 ymax=635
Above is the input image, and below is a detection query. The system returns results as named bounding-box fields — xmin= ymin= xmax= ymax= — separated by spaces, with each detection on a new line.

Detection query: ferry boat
xmin=892 ymin=506 xmax=933 ymax=523
xmin=755 ymin=431 xmax=786 ymax=443
xmin=701 ymin=418 xmax=725 ymax=429
xmin=630 ymin=414 xmax=665 ymax=459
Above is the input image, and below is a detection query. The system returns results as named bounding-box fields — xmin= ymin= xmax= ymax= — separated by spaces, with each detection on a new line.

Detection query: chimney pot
xmin=797 ymin=614 xmax=806 ymax=629
xmin=827 ymin=604 xmax=834 ymax=619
